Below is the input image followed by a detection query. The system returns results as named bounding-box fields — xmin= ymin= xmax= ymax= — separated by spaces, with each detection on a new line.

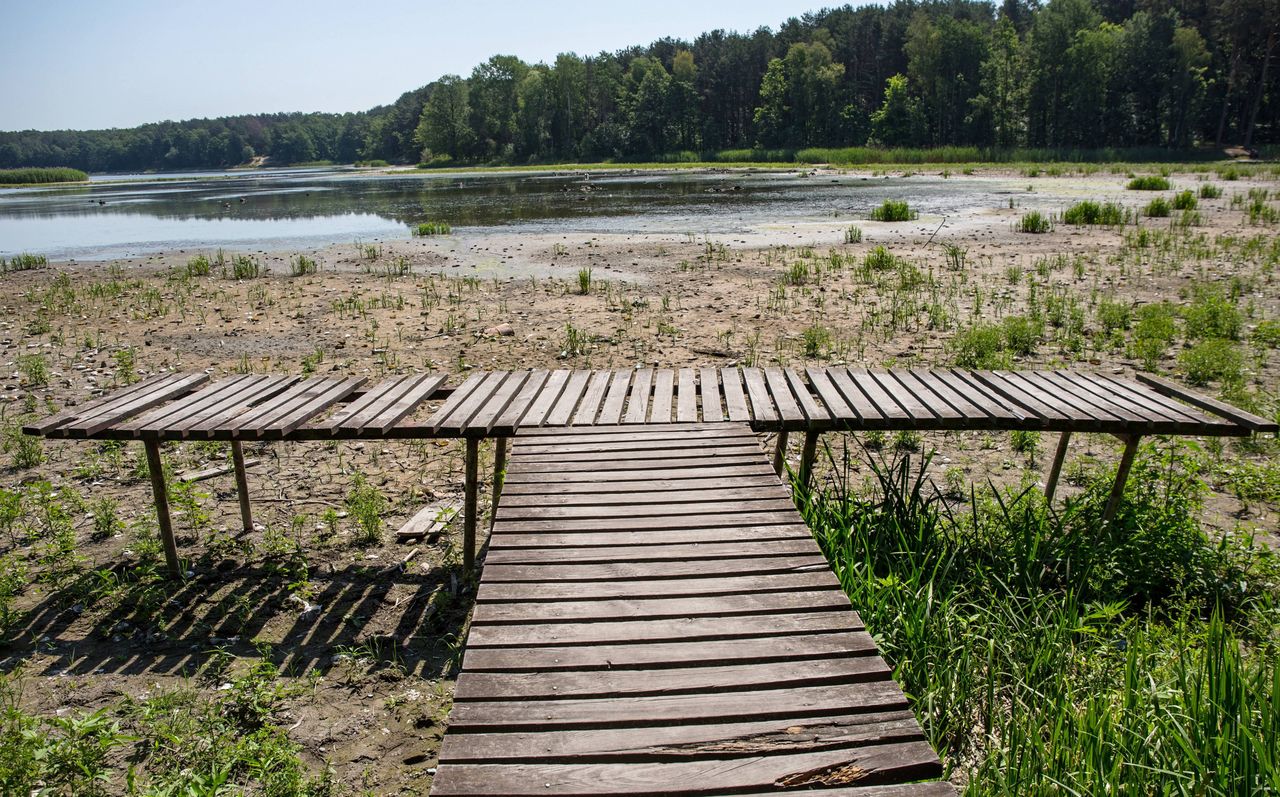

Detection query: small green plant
xmin=1198 ymin=183 xmax=1222 ymax=199
xmin=843 ymin=225 xmax=863 ymax=243
xmin=1018 ymin=211 xmax=1051 ymax=233
xmin=1179 ymin=339 xmax=1243 ymax=386
xmin=563 ymin=323 xmax=590 ymax=356
xmin=346 ymin=473 xmax=385 ymax=545
xmin=1172 ymin=190 xmax=1197 ymax=210
xmin=1 ymin=253 xmax=48 ymax=273
xmin=1183 ymin=285 xmax=1242 ymax=341
xmin=869 ymin=200 xmax=917 ymax=221
xmin=1127 ymin=175 xmax=1171 ymax=190
xmin=1010 ymin=429 xmax=1040 ymax=459
xmin=863 ymin=246 xmax=896 ymax=271
xmin=413 ymin=221 xmax=452 ymax=236
xmin=185 ymin=254 xmax=212 ymax=277
xmin=1131 ymin=302 xmax=1178 ymax=371
xmin=1143 ymin=197 xmax=1171 ymax=217
xmin=17 ymin=353 xmax=48 ymax=387
xmin=802 ymin=323 xmax=831 ymax=358
xmin=226 ymin=254 xmax=262 ymax=279
xmin=1061 ymin=201 xmax=1126 ymax=226
xmin=950 ymin=323 xmax=1007 ymax=369
xmin=576 ymin=267 xmax=592 ymax=295
xmin=288 ymin=254 xmax=317 ymax=276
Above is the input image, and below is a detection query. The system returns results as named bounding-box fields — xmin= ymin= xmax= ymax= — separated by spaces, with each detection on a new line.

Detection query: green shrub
xmin=412 ymin=221 xmax=452 ymax=236
xmin=1001 ymin=315 xmax=1041 ymax=356
xmin=1 ymin=253 xmax=48 ymax=273
xmin=1127 ymin=175 xmax=1171 ymax=190
xmin=869 ymin=200 xmax=917 ymax=221
xmin=1143 ymin=197 xmax=1171 ymax=217
xmin=843 ymin=225 xmax=863 ymax=243
xmin=345 ymin=473 xmax=385 ymax=545
xmin=950 ymin=324 xmax=1007 ymax=368
xmin=1096 ymin=299 xmax=1131 ymax=335
xmin=1131 ymin=302 xmax=1178 ymax=370
xmin=288 ymin=254 xmax=317 ymax=276
xmin=1179 ymin=338 xmax=1244 ymax=386
xmin=226 ymin=254 xmax=262 ymax=280
xmin=1061 ymin=201 xmax=1126 ymax=225
xmin=1198 ymin=183 xmax=1222 ymax=199
xmin=863 ymin=245 xmax=897 ymax=271
xmin=1018 ymin=211 xmax=1052 ymax=233
xmin=185 ymin=254 xmax=212 ymax=277
xmin=1172 ymin=190 xmax=1198 ymax=210
xmin=1251 ymin=319 xmax=1280 ymax=349
xmin=1182 ymin=285 xmax=1242 ymax=341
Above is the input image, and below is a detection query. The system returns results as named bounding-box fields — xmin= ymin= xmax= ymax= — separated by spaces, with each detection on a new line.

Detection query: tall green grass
xmin=797 ymin=440 xmax=1280 ymax=794
xmin=869 ymin=200 xmax=917 ymax=221
xmin=0 ymin=167 xmax=88 ymax=184
xmin=1061 ymin=200 xmax=1128 ymax=225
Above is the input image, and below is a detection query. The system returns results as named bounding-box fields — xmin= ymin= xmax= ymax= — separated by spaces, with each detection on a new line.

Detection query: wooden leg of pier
xmin=1102 ymin=435 xmax=1140 ymax=526
xmin=799 ymin=430 xmax=819 ymax=488
xmin=772 ymin=431 xmax=789 ymax=477
xmin=144 ymin=440 xmax=182 ymax=578
xmin=230 ymin=440 xmax=254 ymax=534
xmin=489 ymin=437 xmax=508 ymax=530
xmin=464 ymin=437 xmax=479 ymax=576
xmin=1044 ymin=431 xmax=1071 ymax=504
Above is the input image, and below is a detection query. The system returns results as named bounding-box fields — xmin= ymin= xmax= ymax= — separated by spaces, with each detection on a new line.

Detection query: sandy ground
xmin=1 ymin=167 xmax=1277 ymax=793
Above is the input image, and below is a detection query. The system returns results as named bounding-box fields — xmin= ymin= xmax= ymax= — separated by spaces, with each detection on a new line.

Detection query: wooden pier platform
xmin=431 ymin=423 xmax=952 ymax=796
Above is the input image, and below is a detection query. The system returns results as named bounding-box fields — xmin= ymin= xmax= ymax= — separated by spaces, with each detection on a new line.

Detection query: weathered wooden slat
xmin=571 ymin=371 xmax=612 ymax=426
xmin=762 ymin=368 xmax=804 ymax=427
xmin=116 ymin=375 xmax=256 ymax=435
xmin=1075 ymin=372 xmax=1209 ymax=425
xmin=470 ymin=589 xmax=849 ymax=625
xmin=719 ymin=367 xmax=750 ymax=422
xmin=649 ymin=369 xmax=675 ymax=424
xmin=437 ymin=371 xmax=511 ymax=435
xmin=467 ymin=371 xmax=534 ymax=434
xmin=252 ymin=376 xmax=367 ymax=439
xmin=784 ymin=368 xmax=830 ymax=425
xmin=899 ymin=370 xmax=967 ymax=420
xmin=1002 ymin=371 xmax=1119 ymax=425
xmin=928 ymin=369 xmax=1022 ymax=423
xmin=740 ymin=368 xmax=777 ymax=423
xmin=39 ymin=373 xmax=211 ymax=438
xmin=493 ymin=496 xmax=795 ymax=519
xmin=843 ymin=369 xmax=909 ymax=421
xmin=870 ymin=370 xmax=935 ymax=422
xmin=424 ymin=371 xmax=489 ymax=431
xmin=969 ymin=370 xmax=1069 ymax=424
xmin=546 ymin=370 xmax=593 ymax=427
xmin=622 ymin=369 xmax=653 ymax=424
xmin=701 ymin=368 xmax=721 ymax=424
xmin=492 ymin=369 xmax=550 ymax=434
xmin=180 ymin=376 xmax=302 ymax=438
xmin=1133 ymin=371 xmax=1276 ymax=432
xmin=596 ymin=370 xmax=632 ymax=426
xmin=676 ymin=368 xmax=698 ymax=422
xmin=1030 ymin=371 xmax=1144 ymax=425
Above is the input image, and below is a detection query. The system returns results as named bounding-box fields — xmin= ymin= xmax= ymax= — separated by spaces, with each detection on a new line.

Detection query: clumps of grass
xmin=224 ymin=254 xmax=262 ymax=280
xmin=562 ymin=323 xmax=590 ymax=357
xmin=17 ymin=354 xmax=48 ymax=387
xmin=1198 ymin=183 xmax=1222 ymax=199
xmin=1 ymin=253 xmax=48 ymax=273
xmin=1143 ymin=197 xmax=1172 ymax=217
xmin=1179 ymin=338 xmax=1244 ymax=386
xmin=862 ymin=245 xmax=897 ymax=271
xmin=1127 ymin=175 xmax=1171 ymax=190
xmin=1017 ymin=211 xmax=1052 ymax=233
xmin=1252 ymin=319 xmax=1280 ymax=349
xmin=949 ymin=315 xmax=1042 ymax=368
xmin=1172 ymin=190 xmax=1198 ymax=210
xmin=412 ymin=221 xmax=452 ymax=236
xmin=1061 ymin=201 xmax=1126 ymax=226
xmin=185 ymin=254 xmax=212 ymax=277
xmin=800 ymin=441 xmax=1280 ymax=797
xmin=345 ymin=473 xmax=385 ymax=545
xmin=802 ymin=323 xmax=832 ymax=358
xmin=869 ymin=200 xmax=917 ymax=222
xmin=0 ymin=167 xmax=87 ymax=184
xmin=1182 ymin=284 xmax=1242 ymax=341
xmin=843 ymin=225 xmax=863 ymax=243
xmin=288 ymin=254 xmax=318 ymax=277
xmin=576 ymin=267 xmax=592 ymax=295
xmin=1130 ymin=302 xmax=1178 ymax=370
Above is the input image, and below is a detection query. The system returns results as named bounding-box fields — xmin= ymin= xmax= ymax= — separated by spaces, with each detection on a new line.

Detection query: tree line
xmin=2 ymin=0 xmax=1277 ymax=172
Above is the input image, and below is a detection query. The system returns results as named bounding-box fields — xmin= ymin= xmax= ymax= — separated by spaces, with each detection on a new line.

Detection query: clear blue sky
xmin=0 ymin=0 xmax=839 ymax=132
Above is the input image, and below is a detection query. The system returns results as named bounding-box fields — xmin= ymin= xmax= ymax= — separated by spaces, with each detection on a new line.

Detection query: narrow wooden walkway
xmin=431 ymin=423 xmax=952 ymax=796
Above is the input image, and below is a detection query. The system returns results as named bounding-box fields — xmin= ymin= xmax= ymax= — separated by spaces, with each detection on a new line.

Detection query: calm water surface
xmin=0 ymin=167 xmax=1035 ymax=261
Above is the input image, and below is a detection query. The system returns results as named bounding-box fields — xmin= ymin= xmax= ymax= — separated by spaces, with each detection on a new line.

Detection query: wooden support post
xmin=1102 ymin=435 xmax=1140 ymax=526
xmin=772 ymin=431 xmax=789 ymax=477
xmin=490 ymin=437 xmax=508 ymax=529
xmin=464 ymin=437 xmax=479 ymax=576
xmin=1044 ymin=431 xmax=1071 ymax=503
xmin=799 ymin=431 xmax=820 ymax=488
xmin=230 ymin=440 xmax=254 ymax=534
xmin=144 ymin=440 xmax=182 ymax=578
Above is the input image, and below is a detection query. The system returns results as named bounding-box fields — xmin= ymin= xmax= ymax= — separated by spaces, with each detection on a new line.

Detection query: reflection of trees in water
xmin=2 ymin=174 xmax=790 ymax=227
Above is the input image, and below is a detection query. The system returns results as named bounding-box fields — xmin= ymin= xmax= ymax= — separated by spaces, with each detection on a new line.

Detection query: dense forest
xmin=2 ymin=0 xmax=1277 ymax=172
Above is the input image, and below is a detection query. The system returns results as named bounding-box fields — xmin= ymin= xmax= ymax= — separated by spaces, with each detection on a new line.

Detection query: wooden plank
xmin=546 ymin=370 xmax=593 ymax=427
xmin=762 ymin=368 xmax=805 ymax=428
xmin=906 ymin=369 xmax=979 ymax=420
xmin=439 ymin=710 xmax=921 ymax=761
xmin=494 ymin=496 xmax=795 ymax=518
xmin=844 ymin=369 xmax=910 ymax=422
xmin=467 ymin=371 xmax=534 ymax=434
xmin=499 ymin=475 xmax=784 ymax=495
xmin=623 ymin=369 xmax=653 ymax=424
xmin=596 ymin=370 xmax=632 ymax=425
xmin=40 ymin=373 xmax=210 ymax=437
xmin=719 ymin=367 xmax=750 ymax=422
xmin=1134 ymin=371 xmax=1276 ymax=432
xmin=443 ymin=681 xmax=909 ymax=728
xmin=805 ymin=367 xmax=854 ymax=421
xmin=969 ymin=370 xmax=1070 ymax=424
xmin=471 ymin=590 xmax=849 ymax=625
xmin=492 ymin=369 xmax=550 ymax=434
xmin=869 ymin=370 xmax=936 ymax=423
xmin=676 ymin=368 xmax=698 ymax=422
xmin=502 ymin=465 xmax=777 ymax=484
xmin=1002 ymin=371 xmax=1120 ymax=425
xmin=180 ymin=376 xmax=302 ymax=438
xmin=490 ymin=511 xmax=809 ymax=535
xmin=476 ymin=571 xmax=840 ymax=603
xmin=321 ymin=375 xmax=404 ymax=429
xmin=488 ymin=526 xmax=812 ymax=550
xmin=513 ymin=443 xmax=764 ymax=463
xmin=571 ymin=371 xmax=612 ymax=426
xmin=498 ymin=485 xmax=789 ymax=507
xmin=698 ymin=367 xmax=723 ymax=422
xmin=461 ymin=629 xmax=873 ymax=671
xmin=1076 ymin=372 xmax=1213 ymax=425
xmin=396 ymin=502 xmax=459 ymax=542
xmin=649 ymin=369 xmax=675 ymax=423
xmin=740 ymin=368 xmax=778 ymax=423
xmin=424 ymin=371 xmax=488 ymax=431
xmin=480 ymin=556 xmax=830 ymax=583
xmin=117 ymin=375 xmax=257 ymax=435
xmin=1029 ymin=371 xmax=1145 ymax=425
xmin=453 ymin=656 xmax=888 ymax=701
xmin=484 ymin=539 xmax=822 ymax=565
xmin=256 ymin=376 xmax=366 ymax=439
xmin=506 ymin=456 xmax=769 ymax=475
xmin=929 ymin=368 xmax=1022 ymax=423
xmin=437 ymin=371 xmax=510 ymax=434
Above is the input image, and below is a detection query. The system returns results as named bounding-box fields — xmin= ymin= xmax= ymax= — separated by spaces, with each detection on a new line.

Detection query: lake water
xmin=0 ymin=166 xmax=1044 ymax=261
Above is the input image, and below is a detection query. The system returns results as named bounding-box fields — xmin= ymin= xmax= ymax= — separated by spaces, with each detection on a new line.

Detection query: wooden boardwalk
xmin=431 ymin=423 xmax=951 ymax=796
